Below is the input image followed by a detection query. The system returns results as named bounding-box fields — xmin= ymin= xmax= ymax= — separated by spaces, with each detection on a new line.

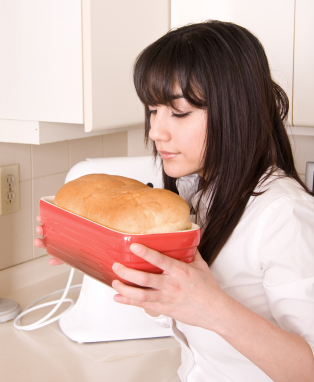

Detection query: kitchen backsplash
xmin=0 ymin=129 xmax=313 ymax=271
xmin=0 ymin=127 xmax=149 ymax=270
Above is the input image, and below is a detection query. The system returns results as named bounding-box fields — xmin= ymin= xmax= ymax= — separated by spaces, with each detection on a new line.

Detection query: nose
xmin=148 ymin=108 xmax=171 ymax=143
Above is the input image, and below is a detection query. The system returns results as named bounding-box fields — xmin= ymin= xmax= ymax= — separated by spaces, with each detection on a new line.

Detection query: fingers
xmin=130 ymin=243 xmax=180 ymax=273
xmin=34 ymin=238 xmax=46 ymax=249
xmin=48 ymin=257 xmax=64 ymax=266
xmin=112 ymin=279 xmax=159 ymax=304
xmin=36 ymin=225 xmax=43 ymax=237
xmin=36 ymin=214 xmax=44 ymax=238
xmin=112 ymin=262 xmax=162 ymax=289
xmin=34 ymin=221 xmax=45 ymax=248
xmin=113 ymin=294 xmax=144 ymax=307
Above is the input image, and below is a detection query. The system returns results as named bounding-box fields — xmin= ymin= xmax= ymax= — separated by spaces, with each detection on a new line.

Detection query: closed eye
xmin=147 ymin=109 xmax=192 ymax=118
xmin=171 ymin=112 xmax=192 ymax=118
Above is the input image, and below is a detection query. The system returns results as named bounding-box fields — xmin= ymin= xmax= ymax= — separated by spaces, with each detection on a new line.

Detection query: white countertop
xmin=0 ymin=256 xmax=181 ymax=382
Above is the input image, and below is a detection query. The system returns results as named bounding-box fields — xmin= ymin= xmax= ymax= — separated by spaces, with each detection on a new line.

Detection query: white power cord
xmin=13 ymin=268 xmax=82 ymax=331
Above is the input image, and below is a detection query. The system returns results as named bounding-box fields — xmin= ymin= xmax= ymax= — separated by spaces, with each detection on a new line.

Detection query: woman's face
xmin=148 ymin=88 xmax=207 ymax=179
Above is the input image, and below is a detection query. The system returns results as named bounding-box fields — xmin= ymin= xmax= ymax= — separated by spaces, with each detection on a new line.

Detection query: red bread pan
xmin=39 ymin=197 xmax=201 ymax=287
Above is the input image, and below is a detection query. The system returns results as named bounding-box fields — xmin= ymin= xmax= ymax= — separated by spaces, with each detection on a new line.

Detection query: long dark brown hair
xmin=133 ymin=20 xmax=311 ymax=266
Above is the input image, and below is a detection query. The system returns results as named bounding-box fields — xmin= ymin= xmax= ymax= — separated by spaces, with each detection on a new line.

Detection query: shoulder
xmin=251 ymin=169 xmax=313 ymax=207
xmin=246 ymin=170 xmax=314 ymax=234
xmin=269 ymin=174 xmax=312 ymax=200
xmin=246 ymin=170 xmax=313 ymax=227
xmin=249 ymin=172 xmax=314 ymax=284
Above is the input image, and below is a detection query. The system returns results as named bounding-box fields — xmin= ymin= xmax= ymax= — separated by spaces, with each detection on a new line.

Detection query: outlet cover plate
xmin=0 ymin=164 xmax=20 ymax=215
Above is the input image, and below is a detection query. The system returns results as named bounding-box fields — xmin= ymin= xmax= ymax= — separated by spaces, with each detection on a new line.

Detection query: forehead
xmin=136 ymin=61 xmax=206 ymax=109
xmin=170 ymin=84 xmax=184 ymax=101
xmin=145 ymin=81 xmax=184 ymax=109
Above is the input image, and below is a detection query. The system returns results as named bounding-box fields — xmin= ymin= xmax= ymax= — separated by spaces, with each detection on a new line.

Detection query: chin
xmin=163 ymin=162 xmax=198 ymax=179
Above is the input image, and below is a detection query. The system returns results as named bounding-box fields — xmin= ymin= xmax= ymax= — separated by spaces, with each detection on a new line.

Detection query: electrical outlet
xmin=305 ymin=162 xmax=314 ymax=192
xmin=0 ymin=164 xmax=20 ymax=215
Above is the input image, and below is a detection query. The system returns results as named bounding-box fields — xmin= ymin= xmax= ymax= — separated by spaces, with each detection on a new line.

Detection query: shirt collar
xmin=176 ymin=174 xmax=200 ymax=208
xmin=176 ymin=174 xmax=211 ymax=229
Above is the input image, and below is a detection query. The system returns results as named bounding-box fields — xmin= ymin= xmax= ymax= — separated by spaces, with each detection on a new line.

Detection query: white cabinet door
xmin=0 ymin=0 xmax=83 ymax=124
xmin=0 ymin=0 xmax=170 ymax=144
xmin=82 ymin=0 xmax=170 ymax=132
xmin=171 ymin=0 xmax=295 ymax=125
xmin=293 ymin=0 xmax=314 ymax=127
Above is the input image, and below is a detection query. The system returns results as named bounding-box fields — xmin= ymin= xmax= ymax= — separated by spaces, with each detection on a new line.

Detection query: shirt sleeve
xmin=141 ymin=308 xmax=173 ymax=329
xmin=257 ymin=197 xmax=314 ymax=355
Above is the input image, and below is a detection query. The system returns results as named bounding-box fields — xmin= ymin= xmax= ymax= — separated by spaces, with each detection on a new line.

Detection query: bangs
xmin=133 ymin=32 xmax=206 ymax=110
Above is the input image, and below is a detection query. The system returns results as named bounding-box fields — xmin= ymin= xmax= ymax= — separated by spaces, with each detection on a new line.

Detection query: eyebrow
xmin=170 ymin=94 xmax=184 ymax=100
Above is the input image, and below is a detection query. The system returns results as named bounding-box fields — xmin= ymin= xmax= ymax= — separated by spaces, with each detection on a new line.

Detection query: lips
xmin=158 ymin=151 xmax=180 ymax=160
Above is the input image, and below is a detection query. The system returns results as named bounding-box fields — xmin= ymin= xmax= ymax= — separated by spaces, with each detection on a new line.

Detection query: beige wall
xmin=0 ymin=129 xmax=134 ymax=271
xmin=0 ymin=128 xmax=313 ymax=271
xmin=289 ymin=135 xmax=314 ymax=182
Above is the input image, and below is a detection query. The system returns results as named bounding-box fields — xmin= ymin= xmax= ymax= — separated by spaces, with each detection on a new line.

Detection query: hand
xmin=111 ymin=243 xmax=226 ymax=330
xmin=34 ymin=215 xmax=63 ymax=266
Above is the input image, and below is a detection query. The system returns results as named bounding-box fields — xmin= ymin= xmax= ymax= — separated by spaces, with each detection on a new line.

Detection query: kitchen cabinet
xmin=171 ymin=0 xmax=314 ymax=135
xmin=293 ymin=0 xmax=314 ymax=128
xmin=0 ymin=0 xmax=170 ymax=144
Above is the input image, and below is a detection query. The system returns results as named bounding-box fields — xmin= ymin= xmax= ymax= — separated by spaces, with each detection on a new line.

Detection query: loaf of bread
xmin=54 ymin=174 xmax=192 ymax=234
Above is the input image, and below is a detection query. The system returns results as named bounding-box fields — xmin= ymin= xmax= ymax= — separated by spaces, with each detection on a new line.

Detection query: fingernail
xmin=112 ymin=263 xmax=119 ymax=272
xmin=130 ymin=243 xmax=140 ymax=254
xmin=112 ymin=280 xmax=118 ymax=289
xmin=113 ymin=294 xmax=122 ymax=302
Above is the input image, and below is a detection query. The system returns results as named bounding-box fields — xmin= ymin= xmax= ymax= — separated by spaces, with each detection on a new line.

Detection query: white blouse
xmin=145 ymin=170 xmax=314 ymax=382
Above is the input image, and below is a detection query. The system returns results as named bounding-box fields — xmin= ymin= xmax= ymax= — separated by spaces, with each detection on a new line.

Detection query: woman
xmin=36 ymin=21 xmax=314 ymax=382
xmin=110 ymin=21 xmax=314 ymax=381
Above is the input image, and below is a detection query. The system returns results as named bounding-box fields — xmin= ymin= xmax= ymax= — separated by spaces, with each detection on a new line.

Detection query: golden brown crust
xmin=54 ymin=174 xmax=192 ymax=234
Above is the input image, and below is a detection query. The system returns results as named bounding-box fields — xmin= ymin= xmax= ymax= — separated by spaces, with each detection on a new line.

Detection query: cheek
xmin=185 ymin=127 xmax=206 ymax=158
